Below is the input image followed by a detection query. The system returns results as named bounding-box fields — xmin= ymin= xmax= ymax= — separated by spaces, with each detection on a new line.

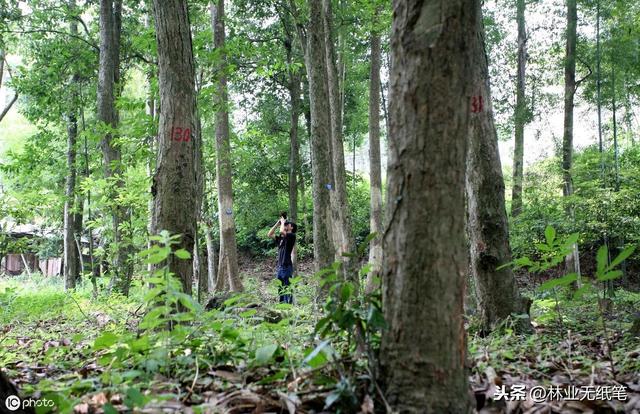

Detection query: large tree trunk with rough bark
xmin=511 ymin=0 xmax=527 ymax=217
xmin=379 ymin=1 xmax=474 ymax=412
xmin=211 ymin=0 xmax=242 ymax=292
xmin=365 ymin=27 xmax=383 ymax=294
xmin=562 ymin=0 xmax=581 ymax=278
xmin=466 ymin=7 xmax=531 ymax=334
xmin=322 ymin=0 xmax=354 ymax=269
xmin=151 ymin=0 xmax=199 ymax=295
xmin=305 ymin=0 xmax=334 ymax=272
xmin=98 ymin=0 xmax=131 ymax=294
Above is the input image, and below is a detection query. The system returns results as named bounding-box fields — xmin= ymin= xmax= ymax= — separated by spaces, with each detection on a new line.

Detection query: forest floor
xmin=1 ymin=258 xmax=639 ymax=414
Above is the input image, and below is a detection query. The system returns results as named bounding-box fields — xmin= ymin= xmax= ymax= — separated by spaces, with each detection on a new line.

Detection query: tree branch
xmin=0 ymin=29 xmax=99 ymax=52
xmin=0 ymin=93 xmax=18 ymax=123
xmin=575 ymin=56 xmax=593 ymax=92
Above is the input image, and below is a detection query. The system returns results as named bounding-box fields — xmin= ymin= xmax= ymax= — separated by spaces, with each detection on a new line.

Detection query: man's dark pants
xmin=276 ymin=265 xmax=293 ymax=304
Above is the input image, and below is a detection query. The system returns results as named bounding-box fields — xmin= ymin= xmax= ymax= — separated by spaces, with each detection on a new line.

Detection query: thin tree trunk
xmin=322 ymin=0 xmax=355 ymax=271
xmin=145 ymin=10 xmax=156 ymax=275
xmin=0 ymin=49 xmax=4 ymax=90
xmin=466 ymin=7 xmax=531 ymax=334
xmin=305 ymin=0 xmax=334 ymax=272
xmin=151 ymin=0 xmax=199 ymax=295
xmin=562 ymin=0 xmax=581 ymax=279
xmin=511 ymin=0 xmax=527 ymax=217
xmin=80 ymin=95 xmax=98 ymax=297
xmin=284 ymin=26 xmax=301 ymax=273
xmin=194 ymin=234 xmax=205 ymax=302
xmin=210 ymin=0 xmax=242 ymax=292
xmin=64 ymin=0 xmax=80 ymax=290
xmin=0 ymin=50 xmax=18 ymax=123
xmin=63 ymin=110 xmax=79 ymax=289
xmin=379 ymin=1 xmax=474 ymax=411
xmin=612 ymin=68 xmax=619 ymax=191
xmin=204 ymin=220 xmax=217 ymax=293
xmin=365 ymin=27 xmax=382 ymax=294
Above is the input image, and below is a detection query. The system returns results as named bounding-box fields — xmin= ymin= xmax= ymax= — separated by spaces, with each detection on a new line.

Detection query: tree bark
xmin=0 ymin=49 xmax=4 ymax=90
xmin=98 ymin=0 xmax=131 ymax=294
xmin=305 ymin=0 xmax=334 ymax=272
xmin=322 ymin=0 xmax=354 ymax=270
xmin=562 ymin=0 xmax=581 ymax=278
xmin=151 ymin=0 xmax=199 ymax=295
xmin=204 ymin=220 xmax=217 ymax=293
xmin=466 ymin=6 xmax=531 ymax=334
xmin=284 ymin=23 xmax=301 ymax=272
xmin=211 ymin=0 xmax=242 ymax=292
xmin=511 ymin=0 xmax=527 ymax=217
xmin=145 ymin=9 xmax=156 ymax=276
xmin=379 ymin=1 xmax=474 ymax=412
xmin=63 ymin=0 xmax=80 ymax=290
xmin=365 ymin=27 xmax=382 ymax=294
xmin=0 ymin=49 xmax=18 ymax=123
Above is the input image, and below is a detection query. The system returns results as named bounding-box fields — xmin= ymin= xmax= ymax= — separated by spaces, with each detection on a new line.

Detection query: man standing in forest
xmin=268 ymin=214 xmax=297 ymax=303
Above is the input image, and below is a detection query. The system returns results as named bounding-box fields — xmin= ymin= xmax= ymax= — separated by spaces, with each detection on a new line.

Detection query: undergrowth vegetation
xmin=1 ymin=231 xmax=639 ymax=413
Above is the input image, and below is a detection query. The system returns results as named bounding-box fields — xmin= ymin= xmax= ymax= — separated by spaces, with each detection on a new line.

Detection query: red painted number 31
xmin=171 ymin=127 xmax=191 ymax=142
xmin=471 ymin=96 xmax=483 ymax=113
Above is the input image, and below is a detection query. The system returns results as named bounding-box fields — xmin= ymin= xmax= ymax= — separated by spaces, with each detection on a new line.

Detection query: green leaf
xmin=573 ymin=283 xmax=593 ymax=300
xmin=255 ymin=344 xmax=278 ymax=364
xmin=103 ymin=404 xmax=118 ymax=414
xmin=538 ymin=273 xmax=577 ymax=292
xmin=93 ymin=332 xmax=120 ymax=350
xmin=607 ymin=245 xmax=636 ymax=270
xmin=304 ymin=339 xmax=330 ymax=365
xmin=125 ymin=387 xmax=145 ymax=408
xmin=597 ymin=270 xmax=623 ymax=282
xmin=340 ymin=283 xmax=354 ymax=302
xmin=174 ymin=249 xmax=191 ymax=259
xmin=544 ymin=225 xmax=556 ymax=245
xmin=596 ymin=245 xmax=609 ymax=274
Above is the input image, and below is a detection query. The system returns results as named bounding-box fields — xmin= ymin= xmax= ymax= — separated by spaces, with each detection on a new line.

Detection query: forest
xmin=0 ymin=0 xmax=639 ymax=413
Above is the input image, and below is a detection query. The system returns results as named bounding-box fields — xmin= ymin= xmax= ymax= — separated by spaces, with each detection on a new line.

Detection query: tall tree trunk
xmin=612 ymin=68 xmax=619 ymax=191
xmin=284 ymin=26 xmax=301 ymax=272
xmin=562 ymin=0 xmax=581 ymax=278
xmin=322 ymin=0 xmax=354 ymax=276
xmin=379 ymin=1 xmax=474 ymax=411
xmin=511 ymin=0 xmax=527 ymax=217
xmin=151 ymin=0 xmax=199 ymax=295
xmin=98 ymin=0 xmax=130 ymax=294
xmin=145 ymin=9 xmax=156 ymax=275
xmin=64 ymin=0 xmax=80 ymax=290
xmin=365 ymin=27 xmax=382 ymax=294
xmin=305 ymin=0 xmax=334 ymax=272
xmin=211 ymin=0 xmax=242 ymax=292
xmin=466 ymin=7 xmax=531 ymax=334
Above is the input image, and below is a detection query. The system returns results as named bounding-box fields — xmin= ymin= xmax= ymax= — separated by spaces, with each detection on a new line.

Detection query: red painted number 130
xmin=171 ymin=127 xmax=191 ymax=142
xmin=471 ymin=96 xmax=483 ymax=113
